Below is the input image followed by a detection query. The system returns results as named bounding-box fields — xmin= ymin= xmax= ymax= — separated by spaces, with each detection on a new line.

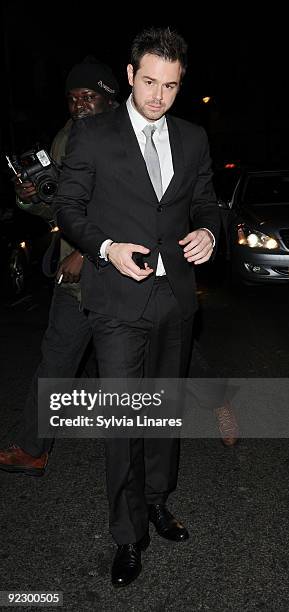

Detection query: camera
xmin=6 ymin=146 xmax=60 ymax=204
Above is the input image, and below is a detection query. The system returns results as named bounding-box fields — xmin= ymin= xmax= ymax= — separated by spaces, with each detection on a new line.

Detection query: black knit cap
xmin=65 ymin=56 xmax=119 ymax=99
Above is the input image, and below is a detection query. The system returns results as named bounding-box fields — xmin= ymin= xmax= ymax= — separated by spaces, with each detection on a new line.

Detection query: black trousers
xmin=89 ymin=277 xmax=194 ymax=544
xmin=16 ymin=285 xmax=93 ymax=456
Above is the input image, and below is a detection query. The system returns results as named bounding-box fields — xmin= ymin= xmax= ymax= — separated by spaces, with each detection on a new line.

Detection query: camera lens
xmin=38 ymin=178 xmax=58 ymax=202
xmin=42 ymin=182 xmax=57 ymax=196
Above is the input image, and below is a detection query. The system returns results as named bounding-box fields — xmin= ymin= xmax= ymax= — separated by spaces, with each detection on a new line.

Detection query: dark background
xmin=1 ymin=4 xmax=288 ymax=173
xmin=1 ymin=10 xmax=289 ymax=609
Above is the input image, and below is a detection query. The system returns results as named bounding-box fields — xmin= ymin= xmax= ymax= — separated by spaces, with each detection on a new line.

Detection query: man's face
xmin=127 ymin=53 xmax=182 ymax=122
xmin=67 ymin=88 xmax=111 ymax=120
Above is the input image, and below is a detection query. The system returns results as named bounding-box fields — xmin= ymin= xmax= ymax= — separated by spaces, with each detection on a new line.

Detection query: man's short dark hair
xmin=130 ymin=26 xmax=188 ymax=77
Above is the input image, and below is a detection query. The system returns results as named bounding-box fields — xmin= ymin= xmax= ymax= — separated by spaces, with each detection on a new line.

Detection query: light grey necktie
xmin=143 ymin=124 xmax=163 ymax=201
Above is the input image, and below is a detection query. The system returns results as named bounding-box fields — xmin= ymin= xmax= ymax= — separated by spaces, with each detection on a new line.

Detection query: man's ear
xmin=127 ymin=64 xmax=134 ymax=87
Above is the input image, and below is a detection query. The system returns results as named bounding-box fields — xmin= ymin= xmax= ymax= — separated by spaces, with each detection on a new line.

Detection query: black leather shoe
xmin=111 ymin=532 xmax=150 ymax=588
xmin=148 ymin=504 xmax=189 ymax=542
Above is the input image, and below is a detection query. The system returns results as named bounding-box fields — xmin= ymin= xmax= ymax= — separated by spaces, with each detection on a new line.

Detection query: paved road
xmin=1 ymin=266 xmax=289 ymax=611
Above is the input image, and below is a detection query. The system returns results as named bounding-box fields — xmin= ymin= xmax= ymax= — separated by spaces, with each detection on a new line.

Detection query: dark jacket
xmin=17 ymin=119 xmax=82 ymax=301
xmin=54 ymin=104 xmax=220 ymax=320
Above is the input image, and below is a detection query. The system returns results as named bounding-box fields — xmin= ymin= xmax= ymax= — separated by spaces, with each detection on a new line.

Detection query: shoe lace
xmin=117 ymin=543 xmax=139 ymax=564
xmin=152 ymin=504 xmax=174 ymax=526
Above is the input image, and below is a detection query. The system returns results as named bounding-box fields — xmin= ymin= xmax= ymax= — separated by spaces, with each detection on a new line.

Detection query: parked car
xmin=213 ymin=163 xmax=241 ymax=260
xmin=0 ymin=204 xmax=54 ymax=297
xmin=219 ymin=169 xmax=289 ymax=285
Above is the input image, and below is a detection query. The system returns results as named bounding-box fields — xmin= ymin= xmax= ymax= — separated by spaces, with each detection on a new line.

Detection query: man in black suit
xmin=55 ymin=26 xmax=220 ymax=587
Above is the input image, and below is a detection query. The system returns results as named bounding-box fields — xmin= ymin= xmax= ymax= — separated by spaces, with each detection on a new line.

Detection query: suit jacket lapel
xmin=114 ymin=104 xmax=158 ymax=204
xmin=114 ymin=105 xmax=185 ymax=206
xmin=161 ymin=115 xmax=185 ymax=205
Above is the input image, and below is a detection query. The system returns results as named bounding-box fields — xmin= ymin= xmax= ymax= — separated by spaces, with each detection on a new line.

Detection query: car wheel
xmin=7 ymin=248 xmax=28 ymax=296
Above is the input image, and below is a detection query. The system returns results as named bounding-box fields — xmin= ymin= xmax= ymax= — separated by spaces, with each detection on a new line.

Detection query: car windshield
xmin=242 ymin=175 xmax=289 ymax=206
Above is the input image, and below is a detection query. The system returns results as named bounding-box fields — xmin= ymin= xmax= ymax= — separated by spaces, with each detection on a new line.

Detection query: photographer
xmin=0 ymin=58 xmax=119 ymax=476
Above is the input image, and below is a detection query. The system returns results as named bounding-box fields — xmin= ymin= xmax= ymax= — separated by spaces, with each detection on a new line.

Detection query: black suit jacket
xmin=54 ymin=104 xmax=220 ymax=320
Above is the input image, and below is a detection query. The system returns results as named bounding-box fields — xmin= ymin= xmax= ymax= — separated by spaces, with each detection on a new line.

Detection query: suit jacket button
xmin=158 ymin=238 xmax=162 ymax=245
xmin=157 ymin=205 xmax=163 ymax=212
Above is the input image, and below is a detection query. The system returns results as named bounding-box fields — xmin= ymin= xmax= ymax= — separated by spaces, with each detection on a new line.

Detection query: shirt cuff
xmin=200 ymin=228 xmax=215 ymax=248
xmin=99 ymin=239 xmax=113 ymax=260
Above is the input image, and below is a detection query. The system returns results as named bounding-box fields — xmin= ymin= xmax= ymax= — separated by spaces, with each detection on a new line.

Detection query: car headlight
xmin=237 ymin=225 xmax=279 ymax=249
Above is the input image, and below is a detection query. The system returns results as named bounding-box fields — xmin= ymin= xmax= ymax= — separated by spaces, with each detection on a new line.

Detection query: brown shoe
xmin=215 ymin=401 xmax=239 ymax=447
xmin=0 ymin=445 xmax=48 ymax=476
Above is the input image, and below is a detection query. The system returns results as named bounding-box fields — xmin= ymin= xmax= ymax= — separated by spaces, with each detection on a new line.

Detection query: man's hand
xmin=56 ymin=250 xmax=84 ymax=284
xmin=106 ymin=243 xmax=154 ymax=281
xmin=14 ymin=177 xmax=37 ymax=201
xmin=179 ymin=229 xmax=214 ymax=264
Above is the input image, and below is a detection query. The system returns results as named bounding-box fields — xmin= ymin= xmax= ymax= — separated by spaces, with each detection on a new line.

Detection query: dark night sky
xmin=1 ymin=3 xmax=288 ymax=165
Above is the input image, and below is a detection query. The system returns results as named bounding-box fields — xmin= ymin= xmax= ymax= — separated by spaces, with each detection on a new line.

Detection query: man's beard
xmin=132 ymin=91 xmax=164 ymax=121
